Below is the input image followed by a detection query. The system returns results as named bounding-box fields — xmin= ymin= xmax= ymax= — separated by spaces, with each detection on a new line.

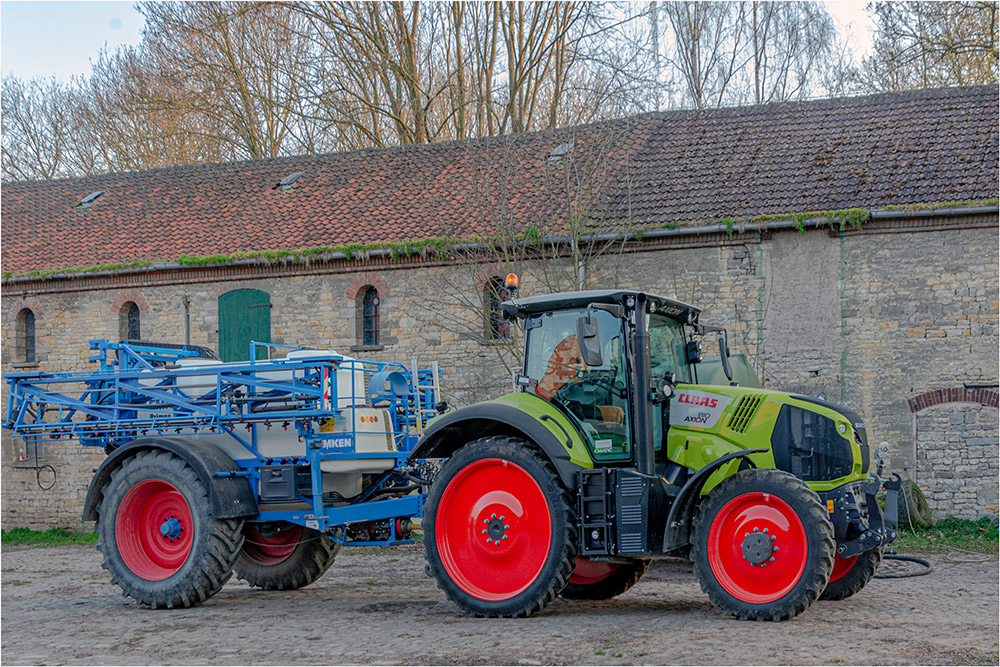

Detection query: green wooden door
xmin=218 ymin=289 xmax=271 ymax=361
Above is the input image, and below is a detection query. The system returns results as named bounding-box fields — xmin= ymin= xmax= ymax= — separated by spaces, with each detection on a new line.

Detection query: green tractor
xmin=410 ymin=286 xmax=900 ymax=620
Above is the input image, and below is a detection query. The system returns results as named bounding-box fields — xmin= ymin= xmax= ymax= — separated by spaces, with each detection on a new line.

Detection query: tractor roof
xmin=501 ymin=290 xmax=700 ymax=323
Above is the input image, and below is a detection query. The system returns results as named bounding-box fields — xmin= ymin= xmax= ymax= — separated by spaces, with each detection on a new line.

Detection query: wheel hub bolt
xmin=485 ymin=517 xmax=508 ymax=543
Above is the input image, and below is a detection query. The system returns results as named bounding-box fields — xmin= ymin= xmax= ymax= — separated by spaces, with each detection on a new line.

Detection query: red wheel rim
xmin=435 ymin=458 xmax=552 ymax=601
xmin=115 ymin=479 xmax=194 ymax=581
xmin=829 ymin=554 xmax=858 ymax=583
xmin=241 ymin=523 xmax=303 ymax=565
xmin=568 ymin=557 xmax=619 ymax=585
xmin=706 ymin=492 xmax=808 ymax=604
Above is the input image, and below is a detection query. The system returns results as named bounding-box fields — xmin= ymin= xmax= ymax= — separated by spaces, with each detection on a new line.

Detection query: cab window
xmin=649 ymin=313 xmax=691 ymax=451
xmin=649 ymin=313 xmax=691 ymax=383
xmin=525 ymin=309 xmax=631 ymax=461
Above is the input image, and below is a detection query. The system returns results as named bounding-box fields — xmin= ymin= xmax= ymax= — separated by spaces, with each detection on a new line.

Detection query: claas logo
xmin=676 ymin=393 xmax=719 ymax=408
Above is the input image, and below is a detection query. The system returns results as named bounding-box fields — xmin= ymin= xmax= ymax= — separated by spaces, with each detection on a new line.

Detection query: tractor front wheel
xmin=96 ymin=450 xmax=244 ymax=608
xmin=234 ymin=521 xmax=340 ymax=590
xmin=691 ymin=469 xmax=835 ymax=621
xmin=423 ymin=436 xmax=577 ymax=617
xmin=560 ymin=557 xmax=651 ymax=600
xmin=820 ymin=548 xmax=882 ymax=601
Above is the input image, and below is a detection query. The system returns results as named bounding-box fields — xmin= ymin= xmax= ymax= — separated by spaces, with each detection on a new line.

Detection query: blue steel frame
xmin=4 ymin=340 xmax=439 ymax=543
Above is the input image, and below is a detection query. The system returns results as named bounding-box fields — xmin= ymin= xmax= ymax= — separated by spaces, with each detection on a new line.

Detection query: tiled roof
xmin=2 ymin=85 xmax=996 ymax=275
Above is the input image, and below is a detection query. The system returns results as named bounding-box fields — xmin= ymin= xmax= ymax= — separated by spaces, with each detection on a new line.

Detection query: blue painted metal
xmin=4 ymin=340 xmax=440 ymax=542
xmin=160 ymin=518 xmax=182 ymax=539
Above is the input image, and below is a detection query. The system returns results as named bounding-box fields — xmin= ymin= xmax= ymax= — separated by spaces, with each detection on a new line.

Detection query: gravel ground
xmin=1 ymin=542 xmax=997 ymax=666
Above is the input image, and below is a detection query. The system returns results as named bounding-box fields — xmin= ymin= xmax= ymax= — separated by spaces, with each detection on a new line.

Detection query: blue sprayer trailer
xmin=4 ymin=339 xmax=441 ymax=607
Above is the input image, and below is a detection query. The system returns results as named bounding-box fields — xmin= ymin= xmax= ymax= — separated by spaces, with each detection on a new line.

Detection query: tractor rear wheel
xmin=560 ymin=557 xmax=650 ymax=600
xmin=820 ymin=548 xmax=882 ymax=601
xmin=691 ymin=468 xmax=835 ymax=621
xmin=234 ymin=521 xmax=340 ymax=590
xmin=423 ymin=436 xmax=577 ymax=617
xmin=96 ymin=450 xmax=244 ymax=608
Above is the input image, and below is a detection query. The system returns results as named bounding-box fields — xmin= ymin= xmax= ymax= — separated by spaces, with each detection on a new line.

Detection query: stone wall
xmin=3 ymin=213 xmax=998 ymax=527
xmin=915 ymin=402 xmax=999 ymax=519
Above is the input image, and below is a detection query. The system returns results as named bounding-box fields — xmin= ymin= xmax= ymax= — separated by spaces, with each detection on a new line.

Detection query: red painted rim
xmin=241 ymin=523 xmax=303 ymax=566
xmin=829 ymin=554 xmax=858 ymax=583
xmin=568 ymin=557 xmax=619 ymax=585
xmin=706 ymin=492 xmax=808 ymax=604
xmin=435 ymin=458 xmax=552 ymax=601
xmin=115 ymin=479 xmax=194 ymax=581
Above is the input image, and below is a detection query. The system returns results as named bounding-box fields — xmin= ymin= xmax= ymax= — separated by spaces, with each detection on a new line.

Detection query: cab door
xmin=523 ymin=308 xmax=632 ymax=462
xmin=648 ymin=313 xmax=693 ymax=452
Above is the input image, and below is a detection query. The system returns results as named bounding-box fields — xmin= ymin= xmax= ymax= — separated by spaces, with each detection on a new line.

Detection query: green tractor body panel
xmin=484 ymin=392 xmax=595 ymax=469
xmin=667 ymin=384 xmax=870 ymax=493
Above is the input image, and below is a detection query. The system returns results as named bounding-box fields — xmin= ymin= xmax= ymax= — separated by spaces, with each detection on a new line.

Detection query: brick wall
xmin=3 ymin=214 xmax=998 ymax=527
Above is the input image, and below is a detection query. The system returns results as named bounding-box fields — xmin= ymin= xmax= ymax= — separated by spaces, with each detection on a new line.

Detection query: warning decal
xmin=669 ymin=389 xmax=732 ymax=429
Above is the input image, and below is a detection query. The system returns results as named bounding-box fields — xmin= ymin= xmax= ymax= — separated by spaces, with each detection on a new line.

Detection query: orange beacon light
xmin=505 ymin=273 xmax=519 ymax=293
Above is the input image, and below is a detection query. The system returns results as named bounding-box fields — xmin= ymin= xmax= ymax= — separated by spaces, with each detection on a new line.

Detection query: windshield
xmin=649 ymin=313 xmax=691 ymax=383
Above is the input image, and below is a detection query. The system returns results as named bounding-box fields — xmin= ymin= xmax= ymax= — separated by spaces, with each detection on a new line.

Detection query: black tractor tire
xmin=423 ymin=436 xmax=578 ymax=617
xmin=234 ymin=522 xmax=340 ymax=590
xmin=691 ymin=468 xmax=836 ymax=621
xmin=560 ymin=558 xmax=651 ymax=600
xmin=96 ymin=449 xmax=244 ymax=608
xmin=899 ymin=480 xmax=934 ymax=529
xmin=820 ymin=548 xmax=883 ymax=601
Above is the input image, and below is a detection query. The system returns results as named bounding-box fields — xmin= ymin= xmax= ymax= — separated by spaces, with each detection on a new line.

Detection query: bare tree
xmin=71 ymin=46 xmax=226 ymax=174
xmin=1 ymin=76 xmax=76 ymax=181
xmin=744 ymin=1 xmax=838 ymax=104
xmin=860 ymin=1 xmax=999 ymax=92
xmin=664 ymin=2 xmax=747 ymax=109
xmin=662 ymin=1 xmax=843 ymax=109
xmin=137 ymin=1 xmax=316 ymax=160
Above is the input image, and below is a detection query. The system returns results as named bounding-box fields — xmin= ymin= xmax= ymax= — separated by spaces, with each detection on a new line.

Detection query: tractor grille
xmin=771 ymin=405 xmax=854 ymax=481
xmin=727 ymin=394 xmax=764 ymax=433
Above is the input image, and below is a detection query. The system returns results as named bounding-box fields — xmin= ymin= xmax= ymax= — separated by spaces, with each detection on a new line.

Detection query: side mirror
xmin=719 ymin=334 xmax=733 ymax=382
xmin=576 ymin=312 xmax=603 ymax=367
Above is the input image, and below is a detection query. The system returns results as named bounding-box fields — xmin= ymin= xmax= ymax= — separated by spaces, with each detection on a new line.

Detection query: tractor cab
xmin=502 ymin=289 xmax=706 ymax=469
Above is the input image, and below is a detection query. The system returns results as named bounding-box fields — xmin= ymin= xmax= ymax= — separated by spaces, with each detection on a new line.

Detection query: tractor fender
xmin=82 ymin=436 xmax=258 ymax=522
xmin=662 ymin=448 xmax=768 ymax=556
xmin=409 ymin=401 xmax=590 ymax=489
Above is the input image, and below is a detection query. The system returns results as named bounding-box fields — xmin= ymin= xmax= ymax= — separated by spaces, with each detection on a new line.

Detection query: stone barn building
xmin=2 ymin=85 xmax=998 ymax=528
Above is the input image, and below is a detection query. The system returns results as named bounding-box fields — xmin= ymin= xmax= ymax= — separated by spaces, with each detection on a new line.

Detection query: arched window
xmin=360 ymin=287 xmax=380 ymax=347
xmin=120 ymin=301 xmax=141 ymax=341
xmin=484 ymin=277 xmax=510 ymax=341
xmin=16 ymin=308 xmax=36 ymax=363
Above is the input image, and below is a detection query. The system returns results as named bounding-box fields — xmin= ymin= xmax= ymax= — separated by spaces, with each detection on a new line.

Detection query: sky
xmin=1 ymin=1 xmax=145 ymax=83
xmin=0 ymin=1 xmax=876 ymax=84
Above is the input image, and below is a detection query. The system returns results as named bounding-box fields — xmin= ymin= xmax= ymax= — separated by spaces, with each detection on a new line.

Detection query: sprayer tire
xmin=234 ymin=522 xmax=340 ymax=590
xmin=96 ymin=450 xmax=243 ymax=608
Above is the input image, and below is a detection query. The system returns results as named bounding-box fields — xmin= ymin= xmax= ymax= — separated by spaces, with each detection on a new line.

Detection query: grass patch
xmin=1 ymin=527 xmax=98 ymax=546
xmin=894 ymin=517 xmax=998 ymax=554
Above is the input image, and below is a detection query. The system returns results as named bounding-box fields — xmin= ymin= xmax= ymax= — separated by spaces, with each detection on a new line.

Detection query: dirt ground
xmin=1 ymin=542 xmax=997 ymax=666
